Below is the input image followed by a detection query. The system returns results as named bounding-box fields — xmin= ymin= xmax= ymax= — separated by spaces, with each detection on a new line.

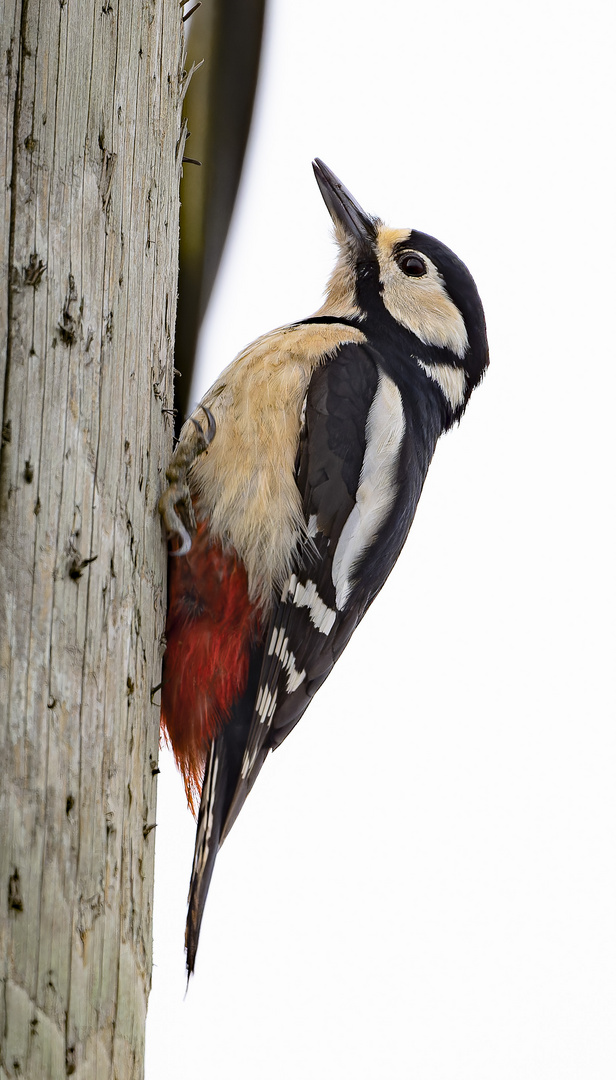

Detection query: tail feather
xmin=185 ymin=737 xmax=227 ymax=976
xmin=184 ymin=642 xmax=265 ymax=975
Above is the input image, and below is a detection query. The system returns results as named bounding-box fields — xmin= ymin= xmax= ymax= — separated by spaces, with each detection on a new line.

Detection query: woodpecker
xmin=159 ymin=159 xmax=489 ymax=975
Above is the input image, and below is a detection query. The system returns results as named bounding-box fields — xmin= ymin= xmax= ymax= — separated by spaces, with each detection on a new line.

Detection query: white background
xmin=146 ymin=1 xmax=616 ymax=1076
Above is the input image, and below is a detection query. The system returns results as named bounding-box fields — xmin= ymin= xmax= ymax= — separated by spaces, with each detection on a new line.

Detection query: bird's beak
xmin=312 ymin=158 xmax=376 ymax=255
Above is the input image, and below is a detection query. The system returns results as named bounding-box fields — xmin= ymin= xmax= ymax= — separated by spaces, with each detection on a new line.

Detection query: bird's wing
xmin=186 ymin=340 xmax=436 ymax=971
xmin=185 ymin=337 xmax=376 ymax=973
xmin=221 ymin=340 xmax=412 ymax=840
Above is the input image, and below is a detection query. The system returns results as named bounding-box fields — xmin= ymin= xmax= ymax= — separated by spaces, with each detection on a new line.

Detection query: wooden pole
xmin=0 ymin=2 xmax=184 ymax=1075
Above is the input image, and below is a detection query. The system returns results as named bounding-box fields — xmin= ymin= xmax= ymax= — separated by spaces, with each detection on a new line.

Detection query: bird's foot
xmin=159 ymin=407 xmax=216 ymax=556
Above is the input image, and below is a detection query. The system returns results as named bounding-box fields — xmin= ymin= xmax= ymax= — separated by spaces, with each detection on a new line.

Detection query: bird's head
xmin=312 ymin=158 xmax=489 ymax=421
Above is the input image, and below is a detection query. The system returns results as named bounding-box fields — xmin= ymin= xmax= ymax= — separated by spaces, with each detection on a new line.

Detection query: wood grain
xmin=0 ymin=2 xmax=184 ymax=1075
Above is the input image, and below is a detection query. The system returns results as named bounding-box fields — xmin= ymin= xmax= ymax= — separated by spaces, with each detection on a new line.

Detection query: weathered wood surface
xmin=0 ymin=2 xmax=185 ymax=1076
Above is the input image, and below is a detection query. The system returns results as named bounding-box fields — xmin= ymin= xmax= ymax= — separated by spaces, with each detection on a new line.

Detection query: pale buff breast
xmin=186 ymin=321 xmax=365 ymax=606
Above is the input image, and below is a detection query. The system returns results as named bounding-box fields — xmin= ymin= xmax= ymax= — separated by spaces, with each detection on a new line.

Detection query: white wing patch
xmin=416 ymin=358 xmax=467 ymax=410
xmin=292 ymin=578 xmax=337 ymax=635
xmin=240 ymin=744 xmax=260 ymax=780
xmin=332 ymin=373 xmax=406 ymax=609
xmin=256 ymin=683 xmax=279 ymax=724
xmin=267 ymin=620 xmax=307 ymax=696
xmin=284 ymin=649 xmax=306 ymax=694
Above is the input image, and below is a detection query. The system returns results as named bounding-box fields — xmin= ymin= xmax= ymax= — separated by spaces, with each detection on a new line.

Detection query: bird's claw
xmin=159 ymin=407 xmax=216 ymax=555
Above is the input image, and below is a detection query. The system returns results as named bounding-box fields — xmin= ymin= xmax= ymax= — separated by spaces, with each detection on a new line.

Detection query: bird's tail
xmin=185 ymin=737 xmax=227 ymax=977
xmin=184 ymin=640 xmax=266 ymax=976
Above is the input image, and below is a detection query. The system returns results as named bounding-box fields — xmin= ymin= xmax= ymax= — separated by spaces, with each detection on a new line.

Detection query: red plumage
xmin=161 ymin=520 xmax=258 ymax=815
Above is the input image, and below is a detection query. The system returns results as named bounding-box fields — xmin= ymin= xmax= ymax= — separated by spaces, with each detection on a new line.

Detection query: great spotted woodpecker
xmin=159 ymin=159 xmax=489 ymax=975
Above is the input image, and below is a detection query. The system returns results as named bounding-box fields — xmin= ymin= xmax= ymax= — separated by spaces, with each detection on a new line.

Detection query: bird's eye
xmin=397 ymin=253 xmax=427 ymax=277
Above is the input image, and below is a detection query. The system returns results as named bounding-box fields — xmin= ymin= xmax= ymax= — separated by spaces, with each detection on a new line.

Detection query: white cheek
xmin=380 ymin=258 xmax=469 ymax=359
